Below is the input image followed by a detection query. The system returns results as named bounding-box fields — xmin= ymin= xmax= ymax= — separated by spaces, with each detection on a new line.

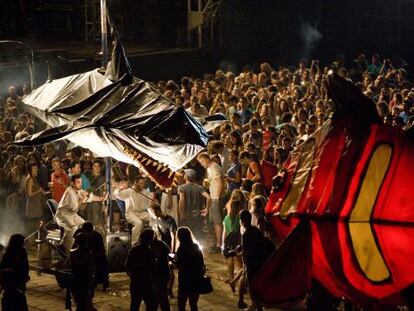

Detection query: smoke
xmin=300 ymin=21 xmax=322 ymax=60
xmin=218 ymin=60 xmax=238 ymax=74
xmin=0 ymin=199 xmax=26 ymax=247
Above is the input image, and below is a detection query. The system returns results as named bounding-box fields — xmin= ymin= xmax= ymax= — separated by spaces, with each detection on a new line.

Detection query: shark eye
xmin=133 ymin=129 xmax=142 ymax=138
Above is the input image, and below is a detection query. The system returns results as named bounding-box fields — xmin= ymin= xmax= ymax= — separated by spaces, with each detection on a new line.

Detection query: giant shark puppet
xmin=14 ymin=35 xmax=221 ymax=188
xmin=250 ymin=72 xmax=414 ymax=309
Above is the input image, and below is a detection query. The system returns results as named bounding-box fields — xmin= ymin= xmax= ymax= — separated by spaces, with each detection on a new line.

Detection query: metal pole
xmin=187 ymin=0 xmax=191 ymax=47
xmin=100 ymin=0 xmax=112 ymax=231
xmin=210 ymin=7 xmax=214 ymax=43
xmin=85 ymin=0 xmax=88 ymax=41
xmin=219 ymin=0 xmax=223 ymax=48
xmin=100 ymin=0 xmax=108 ymax=67
xmin=198 ymin=0 xmax=202 ymax=48
xmin=26 ymin=44 xmax=35 ymax=90
xmin=105 ymin=158 xmax=112 ymax=231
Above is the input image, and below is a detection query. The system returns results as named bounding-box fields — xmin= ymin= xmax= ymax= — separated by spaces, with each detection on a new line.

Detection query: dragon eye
xmin=348 ymin=144 xmax=393 ymax=282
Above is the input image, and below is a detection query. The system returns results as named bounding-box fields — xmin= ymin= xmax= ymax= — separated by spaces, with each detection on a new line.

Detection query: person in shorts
xmin=197 ymin=152 xmax=225 ymax=253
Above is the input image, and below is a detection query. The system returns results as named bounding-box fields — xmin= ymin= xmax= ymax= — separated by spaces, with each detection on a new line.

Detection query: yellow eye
xmin=348 ymin=144 xmax=392 ymax=282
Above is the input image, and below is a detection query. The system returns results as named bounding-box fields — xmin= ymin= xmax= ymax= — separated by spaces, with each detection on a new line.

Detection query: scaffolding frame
xmin=187 ymin=0 xmax=220 ymax=48
xmin=84 ymin=0 xmax=100 ymax=42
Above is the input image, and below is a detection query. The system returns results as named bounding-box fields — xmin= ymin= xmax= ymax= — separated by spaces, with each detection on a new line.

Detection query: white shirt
xmin=114 ymin=188 xmax=151 ymax=222
xmin=219 ymin=147 xmax=230 ymax=172
xmin=56 ymin=186 xmax=92 ymax=227
xmin=207 ymin=162 xmax=224 ymax=199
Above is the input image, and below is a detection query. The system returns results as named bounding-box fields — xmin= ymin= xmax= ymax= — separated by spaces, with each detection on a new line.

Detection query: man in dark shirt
xmin=149 ymin=202 xmax=177 ymax=251
xmin=240 ymin=210 xmax=268 ymax=282
xmin=151 ymin=235 xmax=171 ymax=311
xmin=81 ymin=221 xmax=109 ymax=290
xmin=125 ymin=229 xmax=157 ymax=311
xmin=239 ymin=210 xmax=274 ymax=311
xmin=86 ymin=160 xmax=106 ymax=226
xmin=70 ymin=232 xmax=95 ymax=311
xmin=149 ymin=202 xmax=178 ymax=299
xmin=178 ymin=169 xmax=211 ymax=239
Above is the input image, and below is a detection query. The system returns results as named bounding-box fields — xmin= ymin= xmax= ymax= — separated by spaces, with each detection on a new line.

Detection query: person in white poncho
xmin=56 ymin=174 xmax=106 ymax=252
xmin=114 ymin=176 xmax=152 ymax=244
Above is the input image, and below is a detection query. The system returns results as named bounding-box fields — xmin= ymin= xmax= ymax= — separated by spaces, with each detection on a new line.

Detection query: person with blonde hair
xmin=222 ymin=200 xmax=247 ymax=308
xmin=225 ymin=189 xmax=248 ymax=214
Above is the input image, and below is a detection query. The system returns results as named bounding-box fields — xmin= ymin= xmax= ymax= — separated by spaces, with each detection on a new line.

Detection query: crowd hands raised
xmin=0 ymin=53 xmax=413 ymax=310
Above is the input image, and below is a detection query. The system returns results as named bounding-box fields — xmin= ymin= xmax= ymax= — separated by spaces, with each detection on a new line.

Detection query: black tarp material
xmin=15 ymin=33 xmax=210 ymax=188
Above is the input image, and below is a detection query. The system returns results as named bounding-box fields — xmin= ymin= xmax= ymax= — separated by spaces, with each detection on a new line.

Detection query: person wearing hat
xmin=178 ymin=168 xmax=211 ymax=239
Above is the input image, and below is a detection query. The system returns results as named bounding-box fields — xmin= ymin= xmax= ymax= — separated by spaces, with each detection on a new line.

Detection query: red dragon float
xmin=253 ymin=72 xmax=414 ymax=309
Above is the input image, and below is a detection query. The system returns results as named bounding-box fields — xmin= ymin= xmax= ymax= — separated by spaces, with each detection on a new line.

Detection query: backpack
xmin=222 ymin=218 xmax=241 ymax=258
xmin=223 ymin=231 xmax=241 ymax=258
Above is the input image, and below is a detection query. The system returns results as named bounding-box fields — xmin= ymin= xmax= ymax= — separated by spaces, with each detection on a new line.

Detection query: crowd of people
xmin=0 ymin=53 xmax=414 ymax=310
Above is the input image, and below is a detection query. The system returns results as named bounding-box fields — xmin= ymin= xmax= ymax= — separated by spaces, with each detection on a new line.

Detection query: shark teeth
xmin=171 ymin=172 xmax=182 ymax=187
xmin=122 ymin=142 xmax=179 ymax=187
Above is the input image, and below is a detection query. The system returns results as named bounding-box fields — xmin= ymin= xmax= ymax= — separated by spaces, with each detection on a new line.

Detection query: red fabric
xmin=259 ymin=74 xmax=414 ymax=308
xmin=337 ymin=124 xmax=414 ymax=301
xmin=263 ymin=119 xmax=414 ymax=307
xmin=247 ymin=161 xmax=261 ymax=181
xmin=260 ymin=160 xmax=278 ymax=193
xmin=262 ymin=129 xmax=273 ymax=151
xmin=251 ymin=221 xmax=312 ymax=306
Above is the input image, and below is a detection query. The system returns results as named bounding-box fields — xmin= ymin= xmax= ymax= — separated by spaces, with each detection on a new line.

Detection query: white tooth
xmin=168 ymin=171 xmax=174 ymax=178
xmin=157 ymin=164 xmax=163 ymax=171
xmin=152 ymin=161 xmax=158 ymax=167
xmin=161 ymin=167 xmax=169 ymax=173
